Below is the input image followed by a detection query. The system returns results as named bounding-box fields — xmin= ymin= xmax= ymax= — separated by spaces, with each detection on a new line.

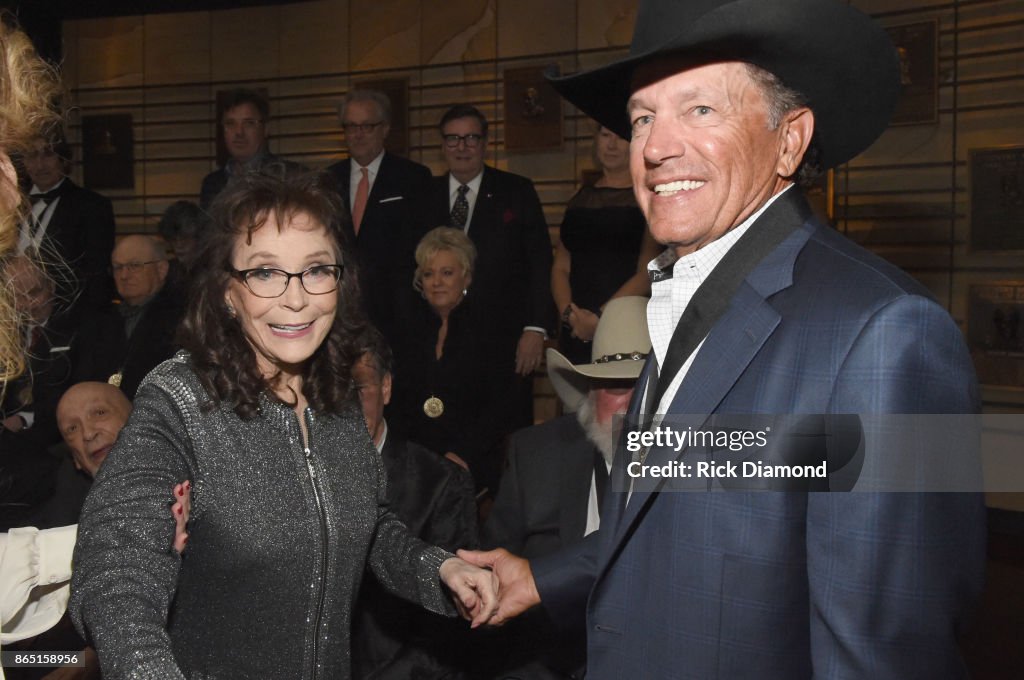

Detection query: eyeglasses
xmin=110 ymin=260 xmax=163 ymax=275
xmin=230 ymin=264 xmax=343 ymax=298
xmin=443 ymin=134 xmax=483 ymax=148
xmin=342 ymin=121 xmax=385 ymax=135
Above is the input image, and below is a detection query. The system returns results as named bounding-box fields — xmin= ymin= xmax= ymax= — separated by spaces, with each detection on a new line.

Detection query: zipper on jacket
xmin=299 ymin=407 xmax=330 ymax=680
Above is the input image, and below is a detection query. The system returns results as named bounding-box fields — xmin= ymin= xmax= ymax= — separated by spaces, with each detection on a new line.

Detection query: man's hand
xmin=439 ymin=556 xmax=499 ymax=628
xmin=2 ymin=414 xmax=25 ymax=432
xmin=515 ymin=331 xmax=544 ymax=376
xmin=567 ymin=304 xmax=600 ymax=342
xmin=444 ymin=451 xmax=470 ymax=471
xmin=457 ymin=547 xmax=539 ymax=626
xmin=171 ymin=481 xmax=191 ymax=554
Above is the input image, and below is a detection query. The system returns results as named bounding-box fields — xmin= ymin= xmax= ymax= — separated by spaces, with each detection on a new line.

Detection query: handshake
xmin=437 ymin=548 xmax=540 ymax=628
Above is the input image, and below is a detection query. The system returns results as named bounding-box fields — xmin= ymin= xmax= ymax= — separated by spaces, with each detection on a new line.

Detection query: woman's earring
xmin=226 ymin=304 xmax=236 ymax=318
xmin=462 ymin=288 xmax=468 ymax=296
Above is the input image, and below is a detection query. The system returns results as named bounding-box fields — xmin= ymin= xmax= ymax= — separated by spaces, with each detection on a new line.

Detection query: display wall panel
xmin=497 ymin=0 xmax=575 ymax=58
xmin=210 ymin=6 xmax=281 ymax=80
xmin=577 ymin=0 xmax=636 ymax=49
xmin=421 ymin=0 xmax=496 ymax=65
xmin=144 ymin=12 xmax=211 ymax=85
xmin=350 ymin=0 xmax=421 ymax=71
xmin=279 ymin=0 xmax=349 ymax=77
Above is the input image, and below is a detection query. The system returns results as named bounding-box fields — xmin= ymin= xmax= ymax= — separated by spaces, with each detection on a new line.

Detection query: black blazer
xmin=71 ymin=284 xmax=185 ymax=399
xmin=37 ymin=178 xmax=116 ymax=309
xmin=351 ymin=432 xmax=478 ymax=679
xmin=326 ymin=153 xmax=432 ymax=340
xmin=474 ymin=414 xmax=595 ymax=679
xmin=199 ymin=152 xmax=305 ymax=209
xmin=428 ymin=166 xmax=555 ymax=344
xmin=389 ymin=298 xmax=518 ymax=494
xmin=483 ymin=414 xmax=595 ymax=557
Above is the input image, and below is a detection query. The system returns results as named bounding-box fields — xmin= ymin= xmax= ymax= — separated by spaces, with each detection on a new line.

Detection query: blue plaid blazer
xmin=532 ymin=192 xmax=986 ymax=680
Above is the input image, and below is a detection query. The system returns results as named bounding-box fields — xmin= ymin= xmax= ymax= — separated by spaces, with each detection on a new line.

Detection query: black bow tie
xmin=30 ymin=188 xmax=62 ymax=205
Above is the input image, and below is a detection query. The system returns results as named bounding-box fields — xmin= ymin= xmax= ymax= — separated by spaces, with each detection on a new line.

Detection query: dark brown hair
xmin=178 ymin=166 xmax=365 ymax=420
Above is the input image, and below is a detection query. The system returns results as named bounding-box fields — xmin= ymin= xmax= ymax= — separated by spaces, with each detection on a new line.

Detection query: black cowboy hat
xmin=547 ymin=0 xmax=900 ymax=170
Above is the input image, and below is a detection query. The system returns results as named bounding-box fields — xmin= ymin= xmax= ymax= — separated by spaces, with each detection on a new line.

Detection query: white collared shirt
xmin=374 ymin=420 xmax=388 ymax=454
xmin=644 ymin=185 xmax=793 ymax=415
xmin=447 ymin=171 xmax=484 ymax=231
xmin=349 ymin=151 xmax=385 ymax=208
xmin=18 ymin=178 xmax=66 ymax=254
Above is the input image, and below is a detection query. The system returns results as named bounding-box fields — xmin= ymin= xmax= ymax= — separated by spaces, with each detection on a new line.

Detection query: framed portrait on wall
xmin=968 ymin=282 xmax=1024 ymax=387
xmin=969 ymin=145 xmax=1024 ymax=252
xmin=216 ymin=87 xmax=270 ymax=168
xmin=354 ymin=78 xmax=410 ymax=158
xmin=503 ymin=65 xmax=563 ymax=152
xmin=82 ymin=114 xmax=134 ymax=190
xmin=885 ymin=20 xmax=938 ymax=126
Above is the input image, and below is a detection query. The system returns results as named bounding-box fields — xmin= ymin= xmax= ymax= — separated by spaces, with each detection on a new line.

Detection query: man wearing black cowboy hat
xmin=460 ymin=1 xmax=985 ymax=678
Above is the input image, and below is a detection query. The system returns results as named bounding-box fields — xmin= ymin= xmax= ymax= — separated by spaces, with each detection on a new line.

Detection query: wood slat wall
xmin=59 ymin=0 xmax=1024 ymax=421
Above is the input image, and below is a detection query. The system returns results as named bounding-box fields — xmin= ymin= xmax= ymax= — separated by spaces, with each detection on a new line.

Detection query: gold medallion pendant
xmin=423 ymin=396 xmax=444 ymax=418
xmin=108 ymin=372 xmax=123 ymax=387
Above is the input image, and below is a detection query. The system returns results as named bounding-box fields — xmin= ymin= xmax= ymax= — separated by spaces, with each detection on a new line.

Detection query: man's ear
xmin=776 ymin=107 xmax=815 ymax=180
xmin=382 ymin=371 xmax=393 ymax=406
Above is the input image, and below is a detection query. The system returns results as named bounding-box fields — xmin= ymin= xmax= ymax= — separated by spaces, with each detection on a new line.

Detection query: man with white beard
xmin=478 ymin=296 xmax=651 ymax=679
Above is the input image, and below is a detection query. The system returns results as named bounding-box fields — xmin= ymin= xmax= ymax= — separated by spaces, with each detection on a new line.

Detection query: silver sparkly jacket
xmin=70 ymin=354 xmax=454 ymax=680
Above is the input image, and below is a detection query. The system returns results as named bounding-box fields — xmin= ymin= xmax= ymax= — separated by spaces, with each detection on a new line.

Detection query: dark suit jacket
xmin=428 ymin=166 xmax=555 ymax=344
xmin=352 ymin=432 xmax=478 ymax=680
xmin=532 ymin=190 xmax=987 ymax=679
xmin=483 ymin=415 xmax=594 ymax=557
xmin=0 ymin=309 xmax=77 ymax=528
xmin=37 ymin=178 xmax=116 ymax=309
xmin=198 ymin=152 xmax=304 ymax=209
xmin=326 ymin=153 xmax=432 ymax=341
xmin=477 ymin=414 xmax=596 ymax=679
xmin=71 ymin=284 xmax=185 ymax=399
xmin=390 ymin=297 xmax=519 ymax=494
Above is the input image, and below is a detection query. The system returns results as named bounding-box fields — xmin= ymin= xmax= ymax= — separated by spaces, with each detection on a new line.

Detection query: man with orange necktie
xmin=326 ymin=89 xmax=432 ymax=344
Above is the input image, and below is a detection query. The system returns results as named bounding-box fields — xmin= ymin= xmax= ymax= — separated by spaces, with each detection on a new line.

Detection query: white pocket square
xmin=378 ymin=196 xmax=404 ymax=204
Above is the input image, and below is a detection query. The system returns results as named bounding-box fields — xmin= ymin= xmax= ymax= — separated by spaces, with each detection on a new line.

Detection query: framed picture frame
xmin=353 ymin=77 xmax=410 ymax=158
xmin=503 ymin=65 xmax=563 ymax=152
xmin=82 ymin=114 xmax=134 ymax=190
xmin=885 ymin=20 xmax=939 ymax=126
xmin=969 ymin=145 xmax=1024 ymax=252
xmin=968 ymin=282 xmax=1024 ymax=387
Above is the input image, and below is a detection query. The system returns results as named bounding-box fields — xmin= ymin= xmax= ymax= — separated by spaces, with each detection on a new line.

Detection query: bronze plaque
xmin=82 ymin=114 xmax=134 ymax=190
xmin=503 ymin=65 xmax=563 ymax=152
xmin=970 ymin=146 xmax=1024 ymax=252
xmin=968 ymin=283 xmax=1024 ymax=386
xmin=886 ymin=20 xmax=938 ymax=126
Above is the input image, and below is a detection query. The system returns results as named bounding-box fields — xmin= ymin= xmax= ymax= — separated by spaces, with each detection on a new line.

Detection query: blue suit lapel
xmin=599 ymin=221 xmax=813 ymax=571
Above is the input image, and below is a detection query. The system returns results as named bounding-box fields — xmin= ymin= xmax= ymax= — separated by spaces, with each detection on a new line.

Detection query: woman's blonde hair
xmin=0 ymin=14 xmax=62 ymax=383
xmin=413 ymin=226 xmax=477 ymax=293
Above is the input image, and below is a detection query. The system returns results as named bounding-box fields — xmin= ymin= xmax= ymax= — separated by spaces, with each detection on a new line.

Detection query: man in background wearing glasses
xmin=429 ymin=104 xmax=555 ymax=433
xmin=71 ymin=235 xmax=184 ymax=399
xmin=326 ymin=89 xmax=432 ymax=344
xmin=199 ymin=89 xmax=301 ymax=210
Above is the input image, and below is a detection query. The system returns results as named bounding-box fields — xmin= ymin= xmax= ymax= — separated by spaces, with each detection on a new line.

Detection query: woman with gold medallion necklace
xmin=391 ymin=227 xmax=519 ymax=500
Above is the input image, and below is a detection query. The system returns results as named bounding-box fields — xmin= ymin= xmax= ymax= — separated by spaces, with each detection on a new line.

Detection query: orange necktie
xmin=352 ymin=166 xmax=369 ymax=235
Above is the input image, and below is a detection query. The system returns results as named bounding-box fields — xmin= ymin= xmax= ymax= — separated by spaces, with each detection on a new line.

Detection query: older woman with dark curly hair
xmin=68 ymin=170 xmax=496 ymax=680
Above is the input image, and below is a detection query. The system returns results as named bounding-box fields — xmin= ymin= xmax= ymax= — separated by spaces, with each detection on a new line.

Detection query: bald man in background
xmin=71 ymin=235 xmax=185 ymax=398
